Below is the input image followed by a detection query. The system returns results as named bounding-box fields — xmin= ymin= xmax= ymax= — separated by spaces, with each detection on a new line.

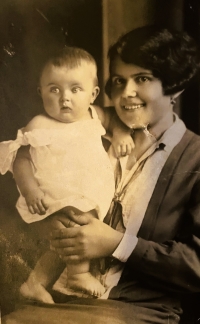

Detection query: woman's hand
xmin=50 ymin=211 xmax=123 ymax=262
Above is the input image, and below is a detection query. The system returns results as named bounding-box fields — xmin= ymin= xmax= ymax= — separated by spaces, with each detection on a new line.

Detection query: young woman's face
xmin=39 ymin=61 xmax=99 ymax=123
xmin=110 ymin=56 xmax=174 ymax=131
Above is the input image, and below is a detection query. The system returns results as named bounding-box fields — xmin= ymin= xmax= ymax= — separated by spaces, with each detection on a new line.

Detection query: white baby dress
xmin=0 ymin=107 xmax=115 ymax=223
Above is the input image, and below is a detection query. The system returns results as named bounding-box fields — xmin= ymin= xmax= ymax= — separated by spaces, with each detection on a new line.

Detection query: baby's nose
xmin=61 ymin=90 xmax=71 ymax=103
xmin=62 ymin=100 xmax=68 ymax=107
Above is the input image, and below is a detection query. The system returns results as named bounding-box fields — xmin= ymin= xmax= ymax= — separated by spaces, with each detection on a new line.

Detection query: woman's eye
xmin=112 ymin=78 xmax=125 ymax=86
xmin=137 ymin=76 xmax=150 ymax=83
xmin=50 ymin=87 xmax=60 ymax=93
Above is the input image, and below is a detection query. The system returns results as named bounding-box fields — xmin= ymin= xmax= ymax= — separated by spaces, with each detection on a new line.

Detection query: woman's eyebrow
xmin=111 ymin=74 xmax=123 ymax=78
xmin=111 ymin=72 xmax=153 ymax=78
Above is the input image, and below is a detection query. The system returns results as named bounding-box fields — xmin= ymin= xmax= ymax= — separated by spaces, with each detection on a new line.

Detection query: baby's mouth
xmin=123 ymin=104 xmax=145 ymax=110
xmin=61 ymin=106 xmax=71 ymax=110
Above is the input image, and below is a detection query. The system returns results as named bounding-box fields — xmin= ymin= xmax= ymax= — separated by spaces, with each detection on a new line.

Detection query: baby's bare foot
xmin=20 ymin=276 xmax=54 ymax=304
xmin=67 ymin=272 xmax=106 ymax=297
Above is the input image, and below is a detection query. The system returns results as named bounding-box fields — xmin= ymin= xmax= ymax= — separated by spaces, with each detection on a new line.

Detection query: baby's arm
xmin=13 ymin=146 xmax=48 ymax=215
xmin=13 ymin=115 xmax=51 ymax=215
xmin=94 ymin=105 xmax=134 ymax=157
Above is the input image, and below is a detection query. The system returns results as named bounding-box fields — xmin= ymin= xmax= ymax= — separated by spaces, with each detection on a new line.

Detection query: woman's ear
xmin=90 ymin=86 xmax=100 ymax=104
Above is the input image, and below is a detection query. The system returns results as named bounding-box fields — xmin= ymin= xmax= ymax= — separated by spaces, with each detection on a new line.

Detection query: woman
xmin=3 ymin=26 xmax=200 ymax=324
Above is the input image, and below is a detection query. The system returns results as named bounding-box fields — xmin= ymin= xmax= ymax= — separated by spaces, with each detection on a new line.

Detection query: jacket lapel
xmin=137 ymin=129 xmax=195 ymax=240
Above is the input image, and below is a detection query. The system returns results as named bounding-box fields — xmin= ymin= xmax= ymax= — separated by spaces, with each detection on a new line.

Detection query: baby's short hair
xmin=105 ymin=25 xmax=200 ymax=97
xmin=40 ymin=46 xmax=98 ymax=85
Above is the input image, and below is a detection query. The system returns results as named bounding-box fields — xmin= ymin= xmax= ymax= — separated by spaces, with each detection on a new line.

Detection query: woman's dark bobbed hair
xmin=105 ymin=25 xmax=200 ymax=98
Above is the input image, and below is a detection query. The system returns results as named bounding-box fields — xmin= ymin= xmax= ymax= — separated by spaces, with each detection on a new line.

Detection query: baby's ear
xmin=37 ymin=87 xmax=41 ymax=96
xmin=91 ymin=86 xmax=100 ymax=103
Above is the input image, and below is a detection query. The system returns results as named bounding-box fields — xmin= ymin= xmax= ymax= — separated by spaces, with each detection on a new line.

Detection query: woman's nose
xmin=122 ymin=80 xmax=137 ymax=98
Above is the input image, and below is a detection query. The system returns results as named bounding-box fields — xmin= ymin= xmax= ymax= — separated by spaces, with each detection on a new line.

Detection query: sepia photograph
xmin=0 ymin=0 xmax=200 ymax=323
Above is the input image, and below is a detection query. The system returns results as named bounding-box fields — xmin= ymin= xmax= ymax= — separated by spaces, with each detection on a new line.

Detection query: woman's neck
xmin=131 ymin=130 xmax=156 ymax=160
xmin=146 ymin=111 xmax=174 ymax=141
xmin=125 ymin=130 xmax=155 ymax=170
xmin=126 ymin=112 xmax=174 ymax=168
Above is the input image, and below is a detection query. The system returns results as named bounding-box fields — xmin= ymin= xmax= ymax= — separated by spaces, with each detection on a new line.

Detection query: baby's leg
xmin=20 ymin=211 xmax=71 ymax=303
xmin=55 ymin=207 xmax=106 ymax=297
xmin=66 ymin=260 xmax=105 ymax=297
xmin=20 ymin=250 xmax=65 ymax=303
xmin=20 ymin=214 xmax=66 ymax=303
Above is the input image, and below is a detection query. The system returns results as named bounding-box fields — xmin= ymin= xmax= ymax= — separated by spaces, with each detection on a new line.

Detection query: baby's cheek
xmin=45 ymin=97 xmax=56 ymax=106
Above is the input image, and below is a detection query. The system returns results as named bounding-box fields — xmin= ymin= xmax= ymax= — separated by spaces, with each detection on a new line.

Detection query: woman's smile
xmin=122 ymin=103 xmax=145 ymax=110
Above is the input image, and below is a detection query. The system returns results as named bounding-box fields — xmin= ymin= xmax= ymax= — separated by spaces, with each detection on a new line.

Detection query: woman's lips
xmin=122 ymin=104 xmax=145 ymax=110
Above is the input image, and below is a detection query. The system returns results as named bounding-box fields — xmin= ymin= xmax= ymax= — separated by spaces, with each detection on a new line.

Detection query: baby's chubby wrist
xmin=112 ymin=125 xmax=131 ymax=136
xmin=23 ymin=186 xmax=44 ymax=206
xmin=22 ymin=185 xmax=42 ymax=199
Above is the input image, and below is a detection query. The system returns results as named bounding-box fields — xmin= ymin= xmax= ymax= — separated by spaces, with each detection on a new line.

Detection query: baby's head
xmin=38 ymin=46 xmax=100 ymax=123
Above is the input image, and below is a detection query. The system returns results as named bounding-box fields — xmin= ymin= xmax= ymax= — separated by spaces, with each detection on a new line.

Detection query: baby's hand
xmin=24 ymin=188 xmax=49 ymax=215
xmin=112 ymin=133 xmax=135 ymax=158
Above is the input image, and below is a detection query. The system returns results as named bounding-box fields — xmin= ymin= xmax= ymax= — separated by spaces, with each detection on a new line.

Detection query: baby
xmin=0 ymin=46 xmax=133 ymax=303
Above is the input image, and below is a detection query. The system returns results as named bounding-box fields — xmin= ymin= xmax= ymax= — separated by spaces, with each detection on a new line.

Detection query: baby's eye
xmin=136 ymin=76 xmax=151 ymax=83
xmin=50 ymin=87 xmax=60 ymax=93
xmin=72 ymin=87 xmax=82 ymax=93
xmin=112 ymin=77 xmax=125 ymax=86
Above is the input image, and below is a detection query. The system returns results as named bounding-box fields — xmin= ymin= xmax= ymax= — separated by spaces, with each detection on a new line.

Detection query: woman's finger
xmin=50 ymin=226 xmax=78 ymax=240
xmin=54 ymin=246 xmax=75 ymax=256
xmin=65 ymin=212 xmax=93 ymax=226
xmin=58 ymin=216 xmax=78 ymax=228
xmin=51 ymin=238 xmax=75 ymax=249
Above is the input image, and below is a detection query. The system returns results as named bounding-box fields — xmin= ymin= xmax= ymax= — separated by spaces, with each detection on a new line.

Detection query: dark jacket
xmin=109 ymin=129 xmax=200 ymax=315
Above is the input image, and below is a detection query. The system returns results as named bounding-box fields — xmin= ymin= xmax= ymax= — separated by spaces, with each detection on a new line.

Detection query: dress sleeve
xmin=0 ymin=129 xmax=26 ymax=174
xmin=0 ymin=129 xmax=52 ymax=174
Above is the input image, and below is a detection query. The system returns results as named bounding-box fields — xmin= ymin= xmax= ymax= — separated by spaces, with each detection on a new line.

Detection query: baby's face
xmin=39 ymin=61 xmax=99 ymax=123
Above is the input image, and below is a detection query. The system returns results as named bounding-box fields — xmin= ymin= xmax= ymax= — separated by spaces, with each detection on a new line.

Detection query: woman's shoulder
xmin=184 ymin=128 xmax=200 ymax=145
xmin=180 ymin=128 xmax=200 ymax=164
